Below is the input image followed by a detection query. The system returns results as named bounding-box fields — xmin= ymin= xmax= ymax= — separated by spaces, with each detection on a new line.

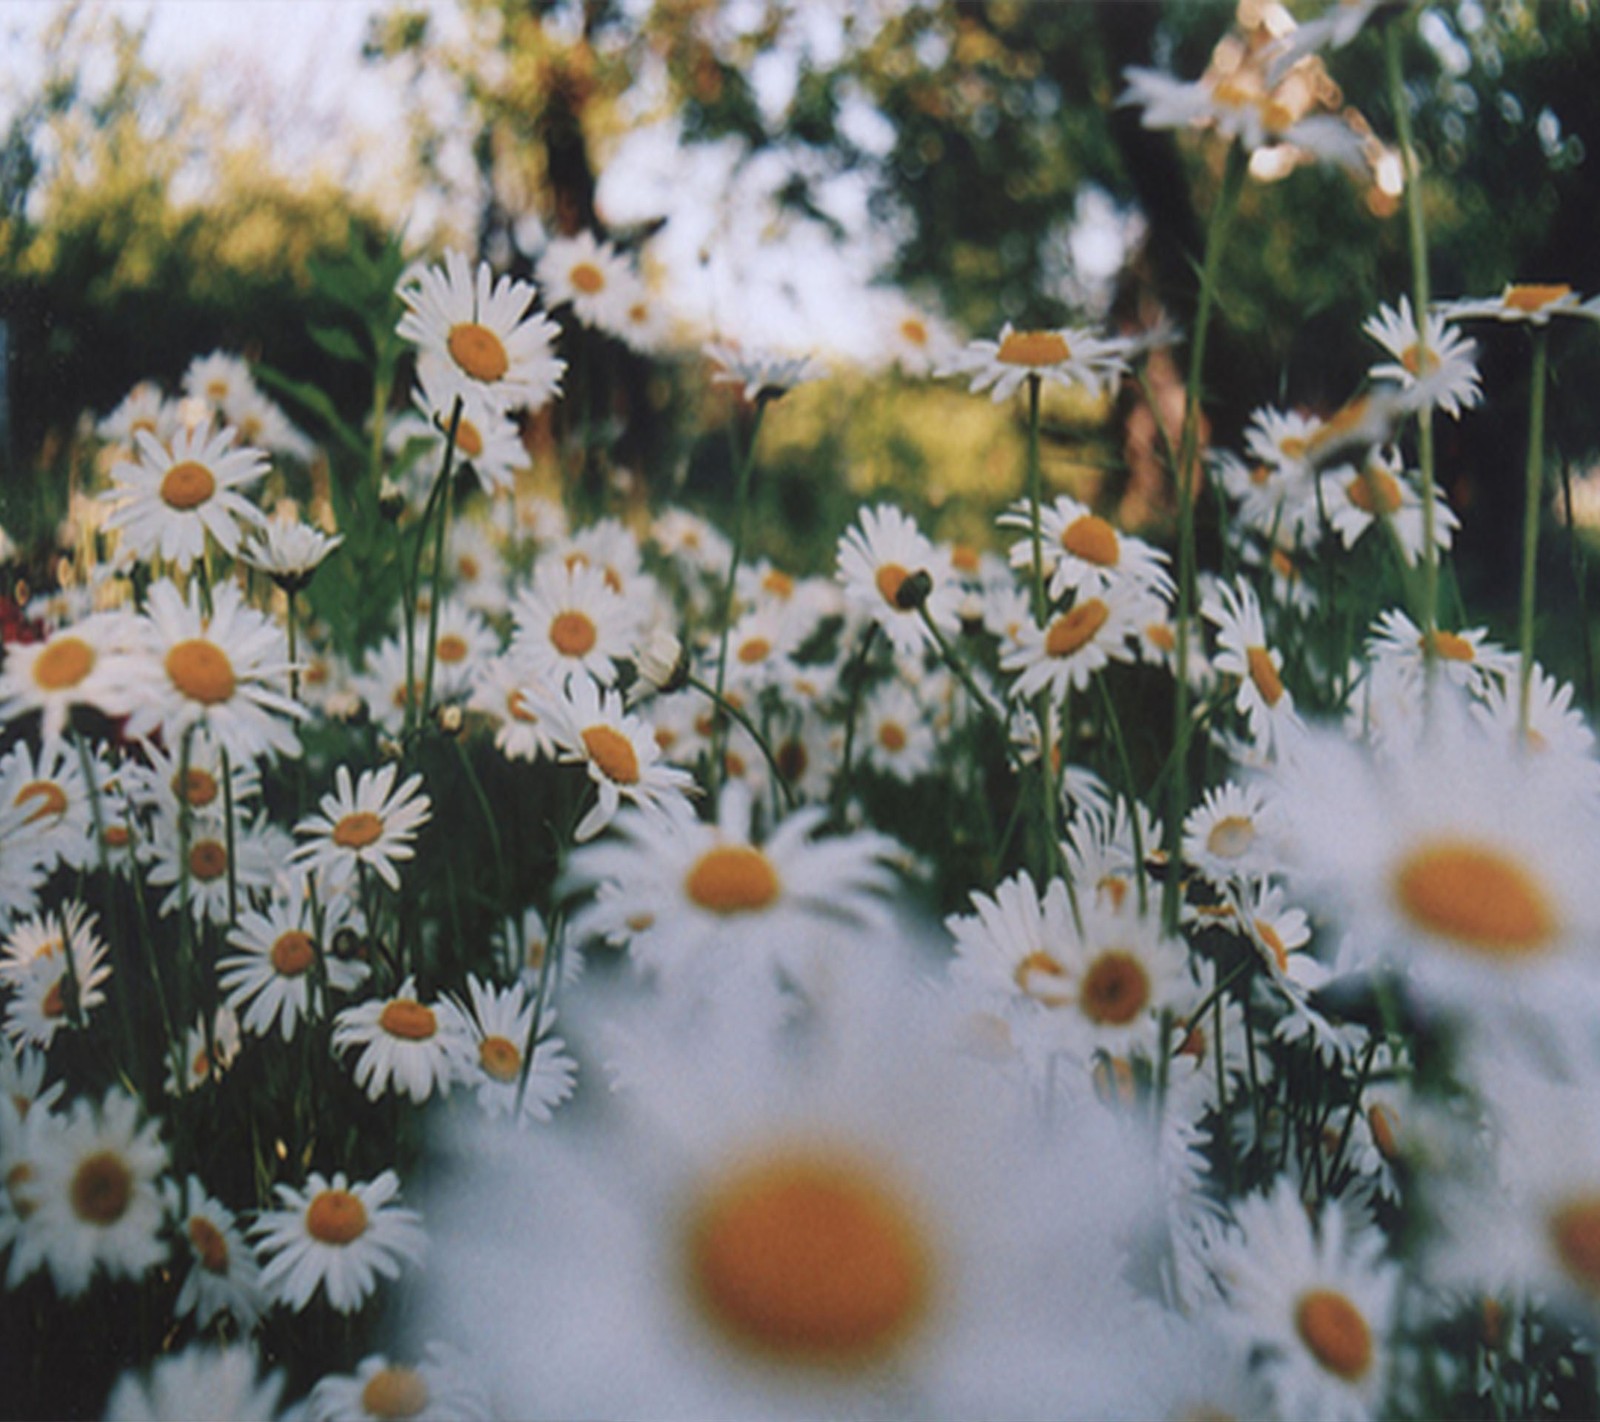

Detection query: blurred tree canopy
xmin=5 ymin=0 xmax=1600 ymax=604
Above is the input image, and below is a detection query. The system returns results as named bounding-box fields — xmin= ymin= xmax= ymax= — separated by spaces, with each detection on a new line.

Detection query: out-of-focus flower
xmin=103 ymin=1345 xmax=284 ymax=1422
xmin=705 ymin=341 xmax=824 ymax=403
xmin=940 ymin=323 xmax=1129 ymax=403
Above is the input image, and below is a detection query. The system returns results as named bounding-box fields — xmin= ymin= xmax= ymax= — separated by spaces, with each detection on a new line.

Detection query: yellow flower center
xmin=1079 ymin=950 xmax=1150 ymax=1026
xmin=685 ymin=845 xmax=781 ymax=914
xmin=997 ymin=330 xmax=1070 ymax=366
xmin=1392 ymin=839 xmax=1555 ymax=957
xmin=189 ymin=840 xmax=228 ymax=881
xmin=1061 ymin=514 xmax=1120 ymax=567
xmin=305 ymin=1188 xmax=368 ymax=1244
xmin=332 ymin=811 xmax=384 ymax=849
xmin=270 ymin=931 xmax=316 ymax=977
xmin=1295 ymin=1289 xmax=1374 ymax=1380
xmin=32 ymin=636 xmax=95 ymax=691
xmin=874 ymin=562 xmax=911 ymax=608
xmin=570 ymin=261 xmax=606 ymax=295
xmin=1206 ymin=815 xmax=1255 ymax=860
xmin=361 ymin=1367 xmax=431 ymax=1420
xmin=899 ymin=318 xmax=929 ymax=347
xmin=1369 ymin=1103 xmax=1401 ymax=1163
xmin=456 ymin=419 xmax=484 ymax=460
xmin=436 ymin=633 xmax=469 ymax=664
xmin=1423 ymin=629 xmax=1475 ymax=662
xmin=447 ymin=322 xmax=510 ymax=383
xmin=479 ymin=1035 xmax=522 ymax=1083
xmin=1013 ymin=949 xmax=1072 ymax=1008
xmin=949 ymin=543 xmax=980 ymax=574
xmin=737 ymin=637 xmax=772 ymax=665
xmin=174 ymin=768 xmax=219 ymax=808
xmin=165 ymin=640 xmax=236 ymax=705
xmin=1246 ymin=646 xmax=1284 ymax=707
xmin=763 ymin=569 xmax=795 ymax=598
xmin=1346 ymin=467 xmax=1404 ymax=516
xmin=1255 ymin=918 xmax=1290 ymax=973
xmin=582 ymin=724 xmax=640 ymax=784
xmin=550 ymin=611 xmax=599 ymax=658
xmin=878 ymin=722 xmax=908 ymax=753
xmin=1145 ymin=622 xmax=1175 ymax=653
xmin=379 ymin=1000 xmax=437 ymax=1041
xmin=1045 ymin=599 xmax=1109 ymax=658
xmin=188 ymin=1214 xmax=230 ymax=1273
xmin=71 ymin=1151 xmax=134 ymax=1226
xmin=14 ymin=780 xmax=67 ymax=826
xmin=1505 ymin=283 xmax=1572 ymax=313
xmin=1548 ymin=1195 xmax=1600 ymax=1293
xmin=686 ymin=1150 xmax=933 ymax=1366
xmin=160 ymin=460 xmax=217 ymax=511
xmin=507 ymin=690 xmax=538 ymax=723
xmin=1399 ymin=343 xmax=1440 ymax=377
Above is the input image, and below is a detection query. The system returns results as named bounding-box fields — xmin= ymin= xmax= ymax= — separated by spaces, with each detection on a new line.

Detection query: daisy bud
xmin=633 ymin=627 xmax=688 ymax=699
xmin=328 ymin=691 xmax=366 ymax=725
xmin=331 ymin=927 xmax=364 ymax=962
xmin=378 ymin=479 xmax=407 ymax=522
xmin=435 ymin=703 xmax=464 ymax=736
xmin=893 ymin=568 xmax=933 ymax=611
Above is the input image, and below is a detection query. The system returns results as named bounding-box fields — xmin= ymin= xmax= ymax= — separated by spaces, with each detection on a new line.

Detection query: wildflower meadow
xmin=6 ymin=1 xmax=1600 ymax=1417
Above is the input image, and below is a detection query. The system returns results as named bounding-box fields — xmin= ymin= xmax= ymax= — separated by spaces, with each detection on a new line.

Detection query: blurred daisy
xmin=537 ymin=230 xmax=632 ymax=334
xmin=146 ymin=811 xmax=281 ymax=925
xmin=103 ymin=425 xmax=267 ymax=570
xmin=705 ymin=341 xmax=824 ymax=403
xmin=538 ymin=674 xmax=696 ymax=842
xmin=417 ymin=598 xmax=497 ymax=703
xmin=411 ymin=362 xmax=527 ymax=498
xmin=26 ymin=1088 xmax=167 ymax=1297
xmin=103 ymin=1346 xmax=284 ymax=1422
xmin=123 ymin=724 xmax=262 ymax=822
xmin=398 ymin=250 xmax=565 ymax=415
xmin=836 ymin=503 xmax=961 ymax=657
xmin=1323 ymin=451 xmax=1458 ymax=564
xmin=1181 ymin=779 xmax=1277 ymax=889
xmin=307 ymin=1345 xmax=491 ymax=1422
xmin=860 ymin=680 xmax=937 ymax=780
xmin=184 ymin=350 xmax=256 ymax=411
xmin=1367 ymin=608 xmax=1516 ymax=697
xmin=1472 ymin=661 xmax=1600 ymax=783
xmin=879 ymin=299 xmax=960 ymax=377
xmin=1203 ymin=575 xmax=1302 ymax=759
xmin=126 ymin=578 xmax=304 ymax=762
xmin=1 ymin=902 xmax=112 ymax=1050
xmin=240 ymin=518 xmax=344 ymax=593
xmin=999 ymin=493 xmax=1172 ymax=602
xmin=0 ymin=611 xmax=144 ymax=743
xmin=942 ymin=322 xmax=1128 ymax=402
xmin=452 ymin=975 xmax=576 ymax=1124
xmin=167 ymin=1175 xmax=264 ymax=1330
xmin=98 ymin=381 xmax=180 ymax=449
xmin=221 ymin=885 xmax=367 ymax=1040
xmin=0 ymin=738 xmax=95 ymax=873
xmin=1363 ymin=297 xmax=1482 ymax=418
xmin=1439 ymin=282 xmax=1593 ymax=326
xmin=614 ymin=270 xmax=673 ymax=355
xmin=469 ymin=654 xmax=558 ymax=764
xmin=1000 ymin=586 xmax=1141 ymax=702
xmin=250 ymin=1168 xmax=426 ymax=1314
xmin=294 ymin=763 xmax=431 ymax=894
xmin=163 ymin=1006 xmax=243 ymax=1096
xmin=564 ymin=782 xmax=897 ymax=997
xmin=333 ymin=976 xmax=474 ymax=1104
xmin=511 ymin=558 xmax=640 ymax=688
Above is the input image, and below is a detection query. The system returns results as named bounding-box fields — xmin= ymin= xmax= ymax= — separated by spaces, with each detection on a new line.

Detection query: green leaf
xmin=252 ymin=363 xmax=366 ymax=463
xmin=308 ymin=322 xmax=368 ymax=364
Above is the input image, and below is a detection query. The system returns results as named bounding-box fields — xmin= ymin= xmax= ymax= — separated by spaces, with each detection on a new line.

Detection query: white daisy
xmin=859 ymin=679 xmax=938 ymax=780
xmin=396 ymin=250 xmax=565 ymax=415
xmin=1000 ymin=585 xmax=1141 ymax=703
xmin=1203 ymin=575 xmax=1303 ymax=759
xmin=0 ymin=611 xmax=144 ymax=743
xmin=411 ymin=361 xmax=527 ymax=498
xmin=1322 ymin=450 xmax=1458 ymax=565
xmin=0 ymin=737 xmax=95 ymax=874
xmin=163 ymin=1006 xmax=243 ymax=1096
xmin=941 ymin=322 xmax=1129 ymax=403
xmin=239 ymin=517 xmax=344 ymax=593
xmin=1 ymin=902 xmax=112 ymax=1050
xmin=1366 ymin=607 xmax=1516 ymax=698
xmin=332 ymin=976 xmax=475 ymax=1105
xmin=1438 ymin=282 xmax=1592 ymax=327
xmin=293 ymin=763 xmax=432 ymax=894
xmin=510 ymin=557 xmax=640 ymax=688
xmin=1363 ymin=296 xmax=1483 ymax=418
xmin=98 ymin=381 xmax=181 ymax=449
xmin=1181 ymin=779 xmax=1278 ymax=889
xmin=452 ymin=975 xmax=576 ymax=1124
xmin=306 ymin=1344 xmax=492 ymax=1422
xmin=221 ymin=882 xmax=367 ymax=1040
xmin=704 ymin=341 xmax=824 ymax=403
xmin=536 ymin=229 xmax=633 ymax=333
xmin=468 ymin=653 xmax=558 ymax=764
xmin=145 ymin=810 xmax=282 ymax=926
xmin=167 ymin=1175 xmax=265 ymax=1330
xmin=998 ymin=493 xmax=1173 ymax=602
xmin=103 ymin=1346 xmax=284 ymax=1422
xmin=836 ymin=503 xmax=961 ymax=658
xmin=103 ymin=424 xmax=268 ymax=569
xmin=250 ymin=1167 xmax=426 ymax=1314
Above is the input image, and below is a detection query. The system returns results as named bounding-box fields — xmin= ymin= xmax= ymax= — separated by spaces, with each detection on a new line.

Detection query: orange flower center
xmin=874 ymin=562 xmax=911 ymax=608
xmin=447 ymin=322 xmax=509 ymax=383
xmin=1061 ymin=514 xmax=1120 ymax=567
xmin=1505 ymin=283 xmax=1572 ymax=313
xmin=737 ymin=637 xmax=772 ymax=665
xmin=160 ymin=460 xmax=217 ymax=510
xmin=1045 ymin=599 xmax=1109 ymax=658
xmin=582 ymin=724 xmax=640 ymax=784
xmin=379 ymin=1000 xmax=437 ymax=1041
xmin=1079 ymin=951 xmax=1150 ymax=1026
xmin=305 ymin=1188 xmax=368 ymax=1244
xmin=14 ymin=780 xmax=67 ymax=826
xmin=479 ymin=1035 xmax=522 ymax=1083
xmin=1295 ymin=1289 xmax=1374 ymax=1380
xmin=1399 ymin=343 xmax=1440 ymax=377
xmin=1423 ymin=629 xmax=1475 ymax=663
xmin=1145 ymin=622 xmax=1175 ymax=653
xmin=165 ymin=640 xmax=236 ymax=705
xmin=1369 ymin=1103 xmax=1401 ymax=1163
xmin=1393 ymin=840 xmax=1555 ymax=957
xmin=271 ymin=931 xmax=316 ymax=977
xmin=189 ymin=840 xmax=228 ymax=881
xmin=361 ymin=1367 xmax=431 ymax=1420
xmin=1013 ymin=949 xmax=1072 ymax=1008
xmin=899 ymin=318 xmax=929 ymax=347
xmin=686 ymin=1151 xmax=932 ymax=1366
xmin=1246 ymin=646 xmax=1284 ymax=707
xmin=333 ymin=811 xmax=384 ymax=849
xmin=1255 ymin=918 xmax=1290 ymax=973
xmin=570 ymin=261 xmax=606 ymax=295
xmin=878 ymin=722 xmax=908 ymax=753
xmin=1346 ymin=467 xmax=1404 ymax=516
xmin=550 ymin=611 xmax=599 ymax=658
xmin=71 ymin=1151 xmax=134 ymax=1225
xmin=1206 ymin=815 xmax=1255 ymax=860
xmin=174 ymin=768 xmax=219 ymax=808
xmin=455 ymin=420 xmax=484 ymax=460
xmin=1548 ymin=1195 xmax=1600 ymax=1293
xmin=188 ymin=1215 xmax=230 ymax=1272
xmin=42 ymin=978 xmax=67 ymax=1019
xmin=32 ymin=636 xmax=95 ymax=691
xmin=763 ymin=569 xmax=795 ymax=598
xmin=507 ymin=690 xmax=538 ymax=723
xmin=997 ymin=330 xmax=1070 ymax=366
xmin=685 ymin=845 xmax=781 ymax=914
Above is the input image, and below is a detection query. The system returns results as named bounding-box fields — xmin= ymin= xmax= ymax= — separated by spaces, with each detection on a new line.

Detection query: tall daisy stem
xmin=1022 ymin=377 xmax=1061 ymax=872
xmin=1519 ymin=327 xmax=1549 ymax=737
xmin=1163 ymin=142 xmax=1247 ymax=937
xmin=686 ymin=674 xmax=796 ymax=811
xmin=420 ymin=398 xmax=464 ymax=733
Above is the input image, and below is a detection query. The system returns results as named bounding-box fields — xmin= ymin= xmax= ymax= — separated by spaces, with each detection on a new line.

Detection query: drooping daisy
xmin=145 ymin=810 xmax=282 ymax=925
xmin=293 ymin=763 xmax=432 ymax=894
xmin=998 ymin=493 xmax=1173 ymax=602
xmin=837 ymin=504 xmax=961 ymax=657
xmin=411 ymin=361 xmax=528 ymax=498
xmin=397 ymin=250 xmax=565 ymax=415
xmin=0 ymin=611 xmax=145 ymax=743
xmin=239 ymin=517 xmax=345 ymax=593
xmin=537 ymin=674 xmax=697 ymax=842
xmin=305 ymin=1344 xmax=492 ymax=1422
xmin=452 ymin=975 xmax=577 ymax=1125
xmin=1366 ymin=607 xmax=1516 ymax=697
xmin=563 ymin=782 xmax=898 ymax=998
xmin=1364 ymin=297 xmax=1483 ymax=418
xmin=250 ymin=1168 xmax=426 ymax=1315
xmin=221 ymin=882 xmax=368 ymax=1040
xmin=704 ymin=341 xmax=825 ymax=404
xmin=510 ymin=558 xmax=640 ymax=688
xmin=25 ymin=1088 xmax=167 ymax=1298
xmin=167 ymin=1175 xmax=265 ymax=1330
xmin=332 ymin=977 xmax=475 ymax=1104
xmin=1438 ymin=282 xmax=1593 ymax=327
xmin=103 ymin=424 xmax=268 ymax=569
xmin=1 ymin=903 xmax=113 ymax=1050
xmin=164 ymin=1006 xmax=243 ymax=1096
xmin=1203 ymin=575 xmax=1303 ymax=758
xmin=0 ymin=737 xmax=95 ymax=874
xmin=999 ymin=585 xmax=1141 ymax=703
xmin=1322 ymin=450 xmax=1458 ymax=565
xmin=941 ymin=322 xmax=1129 ymax=403
xmin=102 ymin=1345 xmax=284 ymax=1422
xmin=537 ymin=230 xmax=633 ymax=334
xmin=126 ymin=578 xmax=304 ymax=762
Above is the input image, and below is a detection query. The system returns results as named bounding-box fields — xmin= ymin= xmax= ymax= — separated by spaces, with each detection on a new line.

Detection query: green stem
xmin=686 ymin=674 xmax=796 ymax=811
xmin=420 ymin=399 xmax=464 ymax=732
xmin=1520 ymin=328 xmax=1549 ymax=737
xmin=1095 ymin=675 xmax=1148 ymax=916
xmin=1022 ymin=375 xmax=1063 ymax=886
xmin=1561 ymin=458 xmax=1598 ymax=710
xmin=709 ymin=398 xmax=769 ymax=799
xmin=221 ymin=750 xmax=239 ymax=931
xmin=833 ymin=622 xmax=880 ymax=825
xmin=1163 ymin=142 xmax=1247 ymax=937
